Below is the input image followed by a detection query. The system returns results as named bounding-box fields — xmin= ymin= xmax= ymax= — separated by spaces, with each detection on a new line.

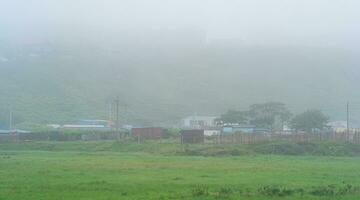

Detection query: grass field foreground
xmin=1 ymin=141 xmax=360 ymax=199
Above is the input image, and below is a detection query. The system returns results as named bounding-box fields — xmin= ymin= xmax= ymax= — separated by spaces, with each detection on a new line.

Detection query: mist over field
xmin=3 ymin=2 xmax=360 ymax=200
xmin=0 ymin=0 xmax=359 ymax=126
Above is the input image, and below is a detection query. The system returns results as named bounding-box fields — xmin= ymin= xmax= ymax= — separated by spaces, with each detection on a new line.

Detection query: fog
xmin=1 ymin=0 xmax=359 ymax=45
xmin=0 ymin=0 xmax=359 ymax=127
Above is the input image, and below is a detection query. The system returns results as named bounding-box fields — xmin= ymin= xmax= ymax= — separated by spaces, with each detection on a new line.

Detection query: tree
xmin=248 ymin=102 xmax=292 ymax=131
xmin=219 ymin=102 xmax=292 ymax=131
xmin=219 ymin=109 xmax=249 ymax=124
xmin=290 ymin=109 xmax=329 ymax=133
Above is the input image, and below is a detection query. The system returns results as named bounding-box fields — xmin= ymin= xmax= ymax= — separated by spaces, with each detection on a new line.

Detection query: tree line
xmin=218 ymin=102 xmax=329 ymax=133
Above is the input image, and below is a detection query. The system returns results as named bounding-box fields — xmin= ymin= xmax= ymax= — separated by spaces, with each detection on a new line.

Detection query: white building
xmin=181 ymin=115 xmax=218 ymax=129
xmin=204 ymin=129 xmax=221 ymax=136
xmin=327 ymin=121 xmax=347 ymax=132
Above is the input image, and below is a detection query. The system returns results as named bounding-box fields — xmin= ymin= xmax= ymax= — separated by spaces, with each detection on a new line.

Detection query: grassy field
xmin=1 ymin=141 xmax=360 ymax=200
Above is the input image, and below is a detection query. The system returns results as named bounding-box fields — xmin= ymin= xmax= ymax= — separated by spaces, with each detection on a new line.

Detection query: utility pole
xmin=347 ymin=102 xmax=350 ymax=139
xmin=109 ymin=102 xmax=112 ymax=123
xmin=115 ymin=97 xmax=120 ymax=140
xmin=9 ymin=108 xmax=13 ymax=131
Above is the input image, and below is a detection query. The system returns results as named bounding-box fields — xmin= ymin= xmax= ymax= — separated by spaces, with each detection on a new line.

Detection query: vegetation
xmin=1 ymin=44 xmax=359 ymax=127
xmin=291 ymin=110 xmax=329 ymax=132
xmin=163 ymin=128 xmax=181 ymax=137
xmin=2 ymin=140 xmax=360 ymax=157
xmin=248 ymin=102 xmax=292 ymax=131
xmin=219 ymin=110 xmax=249 ymax=124
xmin=1 ymin=141 xmax=360 ymax=199
xmin=1 ymin=2 xmax=358 ymax=199
xmin=220 ymin=102 xmax=292 ymax=131
xmin=220 ymin=103 xmax=333 ymax=134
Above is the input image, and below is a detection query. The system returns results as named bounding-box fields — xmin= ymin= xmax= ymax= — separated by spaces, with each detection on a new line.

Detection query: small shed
xmin=181 ymin=129 xmax=204 ymax=144
xmin=131 ymin=127 xmax=164 ymax=139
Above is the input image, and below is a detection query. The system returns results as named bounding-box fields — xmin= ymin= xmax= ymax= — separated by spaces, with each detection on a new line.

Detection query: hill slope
xmin=0 ymin=41 xmax=359 ymax=127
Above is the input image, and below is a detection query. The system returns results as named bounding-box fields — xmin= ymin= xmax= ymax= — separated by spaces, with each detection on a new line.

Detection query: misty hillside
xmin=0 ymin=38 xmax=359 ymax=127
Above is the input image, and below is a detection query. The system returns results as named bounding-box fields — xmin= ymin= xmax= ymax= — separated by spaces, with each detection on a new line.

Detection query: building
xmin=253 ymin=128 xmax=271 ymax=134
xmin=181 ymin=116 xmax=218 ymax=129
xmin=223 ymin=125 xmax=256 ymax=134
xmin=222 ymin=125 xmax=270 ymax=134
xmin=0 ymin=130 xmax=13 ymax=134
xmin=327 ymin=121 xmax=347 ymax=133
xmin=327 ymin=121 xmax=360 ymax=133
xmin=131 ymin=127 xmax=164 ymax=139
xmin=204 ymin=129 xmax=221 ymax=136
xmin=62 ymin=125 xmax=106 ymax=129
xmin=77 ymin=120 xmax=112 ymax=127
xmin=47 ymin=124 xmax=61 ymax=129
xmin=181 ymin=129 xmax=205 ymax=143
xmin=0 ymin=129 xmax=31 ymax=134
xmin=62 ymin=120 xmax=112 ymax=129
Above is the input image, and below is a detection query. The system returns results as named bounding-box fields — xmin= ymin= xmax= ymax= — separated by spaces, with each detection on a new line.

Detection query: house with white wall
xmin=181 ymin=115 xmax=218 ymax=129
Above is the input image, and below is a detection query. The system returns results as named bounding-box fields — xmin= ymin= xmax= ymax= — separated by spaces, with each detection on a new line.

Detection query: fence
xmin=207 ymin=131 xmax=360 ymax=145
xmin=0 ymin=132 xmax=120 ymax=143
xmin=1 ymin=130 xmax=360 ymax=144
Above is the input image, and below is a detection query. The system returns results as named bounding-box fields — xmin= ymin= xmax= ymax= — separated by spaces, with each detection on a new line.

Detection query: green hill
xmin=0 ymin=40 xmax=359 ymax=128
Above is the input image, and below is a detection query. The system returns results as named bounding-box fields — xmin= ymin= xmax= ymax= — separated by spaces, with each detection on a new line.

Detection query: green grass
xmin=1 ymin=141 xmax=360 ymax=199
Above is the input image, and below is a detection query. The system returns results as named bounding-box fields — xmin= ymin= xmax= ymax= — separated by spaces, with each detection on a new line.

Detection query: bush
xmin=309 ymin=185 xmax=337 ymax=196
xmin=164 ymin=128 xmax=181 ymax=138
xmin=253 ymin=142 xmax=306 ymax=155
xmin=258 ymin=185 xmax=296 ymax=197
xmin=216 ymin=186 xmax=233 ymax=198
xmin=310 ymin=183 xmax=358 ymax=196
xmin=192 ymin=185 xmax=209 ymax=197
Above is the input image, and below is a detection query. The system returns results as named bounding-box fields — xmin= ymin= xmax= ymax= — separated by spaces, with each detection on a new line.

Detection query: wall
xmin=132 ymin=127 xmax=163 ymax=139
xmin=181 ymin=129 xmax=204 ymax=144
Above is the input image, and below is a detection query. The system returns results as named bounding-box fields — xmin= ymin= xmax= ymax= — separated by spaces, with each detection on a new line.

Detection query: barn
xmin=181 ymin=129 xmax=205 ymax=144
xmin=131 ymin=127 xmax=164 ymax=139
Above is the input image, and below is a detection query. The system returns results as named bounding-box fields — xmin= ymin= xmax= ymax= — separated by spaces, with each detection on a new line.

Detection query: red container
xmin=132 ymin=127 xmax=163 ymax=139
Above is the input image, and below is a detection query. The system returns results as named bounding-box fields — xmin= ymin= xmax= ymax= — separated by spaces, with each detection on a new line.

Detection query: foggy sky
xmin=1 ymin=0 xmax=360 ymax=125
xmin=1 ymin=0 xmax=359 ymax=47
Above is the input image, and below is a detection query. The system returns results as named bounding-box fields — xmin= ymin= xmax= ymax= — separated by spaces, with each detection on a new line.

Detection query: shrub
xmin=253 ymin=142 xmax=306 ymax=155
xmin=192 ymin=185 xmax=209 ymax=197
xmin=310 ymin=183 xmax=358 ymax=196
xmin=258 ymin=185 xmax=295 ymax=197
xmin=216 ymin=186 xmax=233 ymax=198
xmin=338 ymin=183 xmax=354 ymax=195
xmin=309 ymin=185 xmax=337 ymax=196
xmin=164 ymin=128 xmax=181 ymax=138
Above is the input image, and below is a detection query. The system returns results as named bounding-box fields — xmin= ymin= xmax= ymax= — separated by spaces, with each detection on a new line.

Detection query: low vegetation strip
xmin=190 ymin=183 xmax=360 ymax=198
xmin=1 ymin=140 xmax=360 ymax=157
